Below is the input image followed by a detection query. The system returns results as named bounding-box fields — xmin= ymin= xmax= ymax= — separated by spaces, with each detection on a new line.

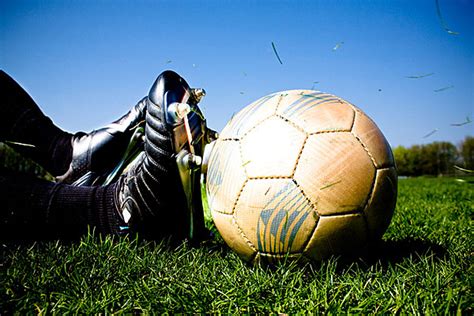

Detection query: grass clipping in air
xmin=1 ymin=177 xmax=472 ymax=314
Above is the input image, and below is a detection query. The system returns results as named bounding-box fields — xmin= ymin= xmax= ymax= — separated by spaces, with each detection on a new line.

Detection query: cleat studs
xmin=191 ymin=88 xmax=206 ymax=103
xmin=186 ymin=153 xmax=202 ymax=168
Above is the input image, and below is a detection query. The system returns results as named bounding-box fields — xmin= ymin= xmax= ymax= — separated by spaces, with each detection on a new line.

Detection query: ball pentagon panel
xmin=294 ymin=132 xmax=376 ymax=216
xmin=240 ymin=116 xmax=306 ymax=178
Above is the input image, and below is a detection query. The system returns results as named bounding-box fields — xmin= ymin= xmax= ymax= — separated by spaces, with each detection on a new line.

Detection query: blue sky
xmin=1 ymin=0 xmax=473 ymax=147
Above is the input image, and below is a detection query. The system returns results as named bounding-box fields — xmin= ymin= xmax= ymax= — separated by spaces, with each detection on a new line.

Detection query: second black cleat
xmin=57 ymin=98 xmax=147 ymax=186
xmin=115 ymin=70 xmax=216 ymax=242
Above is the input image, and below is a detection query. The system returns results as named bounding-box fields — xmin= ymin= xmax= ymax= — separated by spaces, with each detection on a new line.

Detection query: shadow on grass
xmin=369 ymin=238 xmax=448 ymax=263
xmin=194 ymin=236 xmax=451 ymax=272
xmin=329 ymin=237 xmax=451 ymax=272
xmin=0 ymin=226 xmax=449 ymax=273
xmin=292 ymin=238 xmax=450 ymax=274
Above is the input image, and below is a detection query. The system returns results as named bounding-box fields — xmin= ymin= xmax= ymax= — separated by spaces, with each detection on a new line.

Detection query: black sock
xmin=0 ymin=70 xmax=72 ymax=176
xmin=0 ymin=170 xmax=122 ymax=240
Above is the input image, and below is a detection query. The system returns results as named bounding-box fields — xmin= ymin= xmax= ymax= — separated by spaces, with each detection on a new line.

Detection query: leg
xmin=0 ymin=71 xmax=122 ymax=239
xmin=0 ymin=70 xmax=72 ymax=176
xmin=0 ymin=70 xmax=147 ymax=184
xmin=0 ymin=169 xmax=121 ymax=240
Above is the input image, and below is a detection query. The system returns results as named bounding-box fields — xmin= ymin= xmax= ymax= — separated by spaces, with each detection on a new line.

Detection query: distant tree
xmin=393 ymin=145 xmax=422 ymax=176
xmin=459 ymin=136 xmax=474 ymax=170
xmin=420 ymin=142 xmax=458 ymax=176
xmin=408 ymin=145 xmax=423 ymax=176
xmin=393 ymin=141 xmax=458 ymax=176
xmin=393 ymin=146 xmax=409 ymax=175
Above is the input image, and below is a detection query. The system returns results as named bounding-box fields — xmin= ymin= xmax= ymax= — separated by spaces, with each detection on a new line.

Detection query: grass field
xmin=1 ymin=177 xmax=472 ymax=314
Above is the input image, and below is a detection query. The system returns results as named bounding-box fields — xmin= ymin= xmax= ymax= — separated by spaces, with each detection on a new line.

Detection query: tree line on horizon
xmin=1 ymin=136 xmax=473 ymax=179
xmin=393 ymin=136 xmax=473 ymax=177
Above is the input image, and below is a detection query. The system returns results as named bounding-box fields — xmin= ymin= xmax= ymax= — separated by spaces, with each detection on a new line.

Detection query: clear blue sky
xmin=1 ymin=0 xmax=473 ymax=147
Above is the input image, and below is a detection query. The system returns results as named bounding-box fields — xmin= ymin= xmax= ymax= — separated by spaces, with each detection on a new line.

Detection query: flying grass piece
xmin=423 ymin=128 xmax=438 ymax=138
xmin=451 ymin=116 xmax=471 ymax=126
xmin=311 ymin=81 xmax=320 ymax=90
xmin=320 ymin=180 xmax=342 ymax=190
xmin=165 ymin=60 xmax=172 ymax=64
xmin=405 ymin=73 xmax=435 ymax=79
xmin=332 ymin=42 xmax=344 ymax=51
xmin=434 ymin=85 xmax=454 ymax=92
xmin=4 ymin=141 xmax=35 ymax=148
xmin=242 ymin=160 xmax=251 ymax=167
xmin=435 ymin=0 xmax=459 ymax=35
xmin=454 ymin=165 xmax=474 ymax=173
xmin=271 ymin=41 xmax=283 ymax=64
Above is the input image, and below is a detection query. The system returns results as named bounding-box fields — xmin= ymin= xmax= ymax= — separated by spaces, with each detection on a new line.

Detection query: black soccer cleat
xmin=57 ymin=98 xmax=147 ymax=186
xmin=116 ymin=70 xmax=216 ymax=242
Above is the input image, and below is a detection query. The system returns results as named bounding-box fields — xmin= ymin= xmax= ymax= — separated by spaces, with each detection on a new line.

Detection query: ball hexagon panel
xmin=351 ymin=109 xmax=394 ymax=168
xmin=234 ymin=178 xmax=318 ymax=254
xmin=364 ymin=167 xmax=398 ymax=240
xmin=294 ymin=132 xmax=376 ymax=216
xmin=219 ymin=92 xmax=281 ymax=139
xmin=206 ymin=139 xmax=247 ymax=215
xmin=277 ymin=91 xmax=354 ymax=134
xmin=304 ymin=213 xmax=368 ymax=261
xmin=240 ymin=116 xmax=306 ymax=178
xmin=212 ymin=212 xmax=256 ymax=262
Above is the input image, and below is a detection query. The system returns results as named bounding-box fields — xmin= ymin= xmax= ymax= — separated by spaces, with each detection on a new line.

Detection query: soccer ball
xmin=206 ymin=90 xmax=397 ymax=263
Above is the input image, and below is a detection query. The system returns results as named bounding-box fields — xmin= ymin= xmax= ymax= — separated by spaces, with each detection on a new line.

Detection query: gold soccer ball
xmin=206 ymin=90 xmax=397 ymax=263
